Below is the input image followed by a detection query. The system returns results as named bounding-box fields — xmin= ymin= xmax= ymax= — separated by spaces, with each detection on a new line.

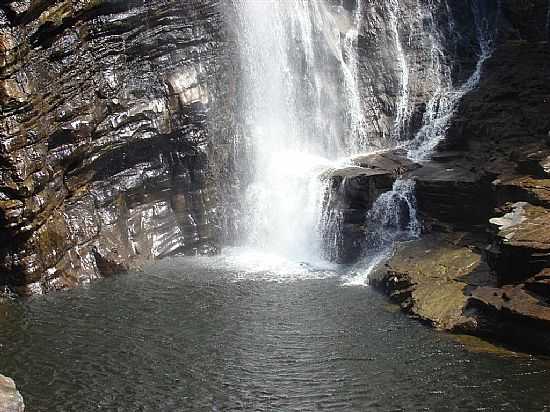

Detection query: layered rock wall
xmin=0 ymin=0 xmax=232 ymax=295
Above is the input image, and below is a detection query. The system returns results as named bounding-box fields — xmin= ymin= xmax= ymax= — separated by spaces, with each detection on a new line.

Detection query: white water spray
xmin=232 ymin=0 xmax=368 ymax=262
xmin=388 ymin=0 xmax=410 ymax=141
xmin=407 ymin=0 xmax=496 ymax=161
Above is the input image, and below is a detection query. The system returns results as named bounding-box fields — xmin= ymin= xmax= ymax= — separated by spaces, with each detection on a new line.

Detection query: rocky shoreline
xmin=367 ymin=38 xmax=550 ymax=353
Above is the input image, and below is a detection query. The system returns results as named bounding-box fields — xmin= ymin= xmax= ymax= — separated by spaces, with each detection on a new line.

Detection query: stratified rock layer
xmin=372 ymin=0 xmax=550 ymax=353
xmin=370 ymin=233 xmax=494 ymax=331
xmin=0 ymin=0 xmax=232 ymax=295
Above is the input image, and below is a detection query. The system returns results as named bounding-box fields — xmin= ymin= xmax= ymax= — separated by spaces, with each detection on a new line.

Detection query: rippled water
xmin=2 ymin=252 xmax=550 ymax=411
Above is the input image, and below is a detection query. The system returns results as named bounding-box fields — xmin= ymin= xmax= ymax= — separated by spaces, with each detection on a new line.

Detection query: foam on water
xmin=175 ymin=247 xmax=340 ymax=283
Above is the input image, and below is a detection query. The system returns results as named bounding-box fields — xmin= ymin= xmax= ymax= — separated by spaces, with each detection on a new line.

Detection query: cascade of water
xmin=407 ymin=0 xmax=496 ymax=161
xmin=232 ymin=0 xmax=368 ymax=261
xmin=345 ymin=0 xmax=498 ymax=284
xmin=388 ymin=0 xmax=410 ymax=141
xmin=230 ymin=0 xmax=497 ymax=276
xmin=366 ymin=179 xmax=421 ymax=249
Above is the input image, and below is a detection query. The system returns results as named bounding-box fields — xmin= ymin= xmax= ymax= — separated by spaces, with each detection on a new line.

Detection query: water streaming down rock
xmin=229 ymin=0 xmax=498 ymax=273
xmin=388 ymin=0 xmax=410 ymax=141
xmin=377 ymin=1 xmax=497 ymax=234
xmin=346 ymin=0 xmax=498 ymax=282
xmin=231 ymin=0 xmax=370 ymax=262
xmin=366 ymin=179 xmax=420 ymax=249
xmin=407 ymin=0 xmax=497 ymax=161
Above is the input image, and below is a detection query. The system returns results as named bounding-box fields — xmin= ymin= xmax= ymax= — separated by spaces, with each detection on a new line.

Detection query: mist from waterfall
xmin=232 ymin=0 xmax=368 ymax=262
xmin=228 ymin=0 xmax=497 ymax=278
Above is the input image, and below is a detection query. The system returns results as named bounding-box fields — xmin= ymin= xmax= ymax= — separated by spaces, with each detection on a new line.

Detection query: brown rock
xmin=370 ymin=233 xmax=494 ymax=330
xmin=487 ymin=202 xmax=550 ymax=283
xmin=408 ymin=160 xmax=493 ymax=231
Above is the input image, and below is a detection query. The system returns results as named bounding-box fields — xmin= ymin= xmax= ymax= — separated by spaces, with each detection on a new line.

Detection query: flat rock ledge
xmin=0 ymin=374 xmax=24 ymax=412
xmin=371 ymin=228 xmax=550 ymax=354
xmin=370 ymin=233 xmax=494 ymax=331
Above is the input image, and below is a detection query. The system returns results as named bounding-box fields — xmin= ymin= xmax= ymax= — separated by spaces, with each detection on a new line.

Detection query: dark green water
xmin=1 ymin=252 xmax=550 ymax=411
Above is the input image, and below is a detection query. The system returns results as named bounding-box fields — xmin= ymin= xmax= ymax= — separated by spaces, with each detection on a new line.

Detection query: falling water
xmin=344 ymin=0 xmax=498 ymax=284
xmin=366 ymin=179 xmax=420 ymax=249
xmin=388 ymin=0 xmax=410 ymax=141
xmin=232 ymin=0 xmax=368 ymax=262
xmin=230 ymin=0 xmax=497 ymax=277
xmin=407 ymin=0 xmax=496 ymax=161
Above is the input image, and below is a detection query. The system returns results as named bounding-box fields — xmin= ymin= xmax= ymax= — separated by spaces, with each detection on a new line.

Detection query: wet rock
xmin=408 ymin=159 xmax=493 ymax=231
xmin=465 ymin=279 xmax=550 ymax=353
xmin=320 ymin=149 xmax=421 ymax=263
xmin=351 ymin=149 xmax=420 ymax=174
xmin=0 ymin=0 xmax=231 ymax=294
xmin=493 ymin=175 xmax=550 ymax=209
xmin=321 ymin=166 xmax=394 ymax=262
xmin=515 ymin=144 xmax=550 ymax=179
xmin=0 ymin=374 xmax=24 ymax=412
xmin=370 ymin=232 xmax=494 ymax=330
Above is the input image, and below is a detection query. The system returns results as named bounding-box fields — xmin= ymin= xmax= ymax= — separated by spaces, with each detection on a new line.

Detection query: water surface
xmin=1 ymin=252 xmax=550 ymax=411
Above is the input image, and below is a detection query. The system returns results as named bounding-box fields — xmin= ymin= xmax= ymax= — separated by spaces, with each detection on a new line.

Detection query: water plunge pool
xmin=1 ymin=253 xmax=550 ymax=411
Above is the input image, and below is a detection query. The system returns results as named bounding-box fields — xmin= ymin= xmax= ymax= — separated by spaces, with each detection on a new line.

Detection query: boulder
xmin=370 ymin=232 xmax=494 ymax=330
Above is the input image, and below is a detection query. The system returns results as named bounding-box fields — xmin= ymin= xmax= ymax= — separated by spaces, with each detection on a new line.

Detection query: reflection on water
xmin=1 ymin=253 xmax=550 ymax=411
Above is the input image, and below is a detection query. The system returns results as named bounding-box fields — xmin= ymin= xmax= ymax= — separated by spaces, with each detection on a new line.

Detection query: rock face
xmin=0 ymin=0 xmax=233 ymax=295
xmin=370 ymin=0 xmax=550 ymax=353
xmin=0 ymin=374 xmax=24 ymax=412
xmin=370 ymin=232 xmax=494 ymax=331
xmin=487 ymin=202 xmax=550 ymax=284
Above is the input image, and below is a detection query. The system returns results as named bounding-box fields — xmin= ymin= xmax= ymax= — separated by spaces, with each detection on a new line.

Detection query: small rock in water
xmin=0 ymin=374 xmax=24 ymax=412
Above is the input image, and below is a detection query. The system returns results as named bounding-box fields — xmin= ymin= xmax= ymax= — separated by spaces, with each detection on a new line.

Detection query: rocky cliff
xmin=0 ymin=0 xmax=234 ymax=295
xmin=370 ymin=0 xmax=550 ymax=353
xmin=0 ymin=0 xmax=488 ymax=296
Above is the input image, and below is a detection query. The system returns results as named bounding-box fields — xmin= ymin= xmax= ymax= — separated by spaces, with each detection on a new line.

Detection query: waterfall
xmin=407 ymin=0 xmax=496 ymax=161
xmin=228 ymin=0 xmax=498 ymax=276
xmin=366 ymin=179 xmax=420 ymax=249
xmin=344 ymin=0 xmax=499 ymax=284
xmin=232 ymin=0 xmax=368 ymax=262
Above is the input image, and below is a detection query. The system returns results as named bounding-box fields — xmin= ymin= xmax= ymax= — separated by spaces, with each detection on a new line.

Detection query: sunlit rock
xmin=0 ymin=374 xmax=24 ymax=412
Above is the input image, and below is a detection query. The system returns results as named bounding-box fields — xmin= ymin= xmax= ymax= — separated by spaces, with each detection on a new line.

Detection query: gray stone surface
xmin=0 ymin=374 xmax=24 ymax=412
